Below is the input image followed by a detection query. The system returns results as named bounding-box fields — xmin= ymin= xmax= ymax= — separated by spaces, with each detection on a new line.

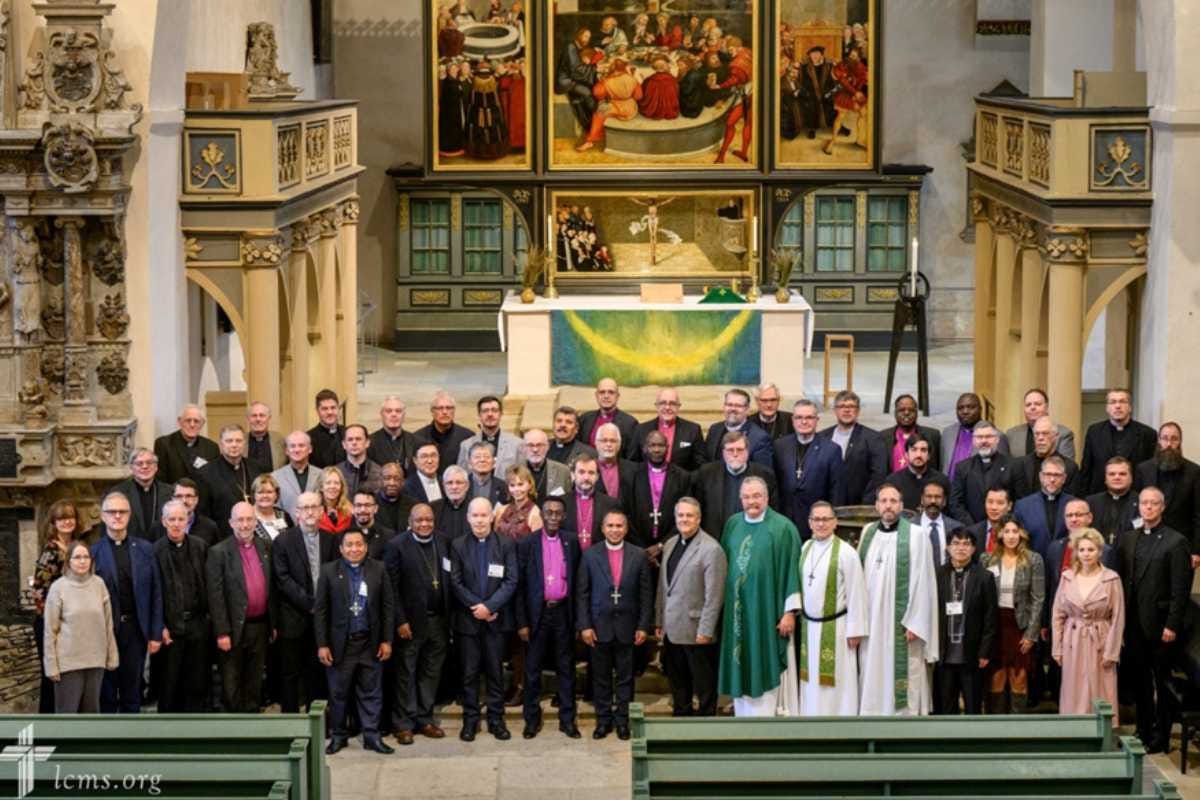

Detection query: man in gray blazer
xmin=654 ymin=497 xmax=727 ymax=716
xmin=457 ymin=395 xmax=526 ymax=480
xmin=520 ymin=428 xmax=572 ymax=501
xmin=272 ymin=431 xmax=322 ymax=518
xmin=940 ymin=393 xmax=1009 ymax=480
xmin=1005 ymin=388 xmax=1076 ymax=459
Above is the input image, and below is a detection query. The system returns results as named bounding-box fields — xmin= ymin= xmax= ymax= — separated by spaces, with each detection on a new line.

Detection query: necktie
xmin=986 ymin=525 xmax=995 ymax=553
xmin=930 ymin=520 xmax=941 ymax=565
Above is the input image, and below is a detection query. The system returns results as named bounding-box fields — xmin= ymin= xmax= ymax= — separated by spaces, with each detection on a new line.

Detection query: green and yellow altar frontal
xmin=550 ymin=308 xmax=762 ymax=386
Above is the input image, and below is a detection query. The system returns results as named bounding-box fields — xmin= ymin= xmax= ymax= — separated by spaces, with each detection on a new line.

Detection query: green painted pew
xmin=631 ymin=699 xmax=1116 ymax=757
xmin=0 ymin=702 xmax=327 ymax=800
xmin=638 ymin=783 xmax=1180 ymax=800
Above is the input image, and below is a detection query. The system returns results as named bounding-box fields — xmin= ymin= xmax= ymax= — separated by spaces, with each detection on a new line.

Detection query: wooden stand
xmin=823 ymin=334 xmax=855 ymax=407
xmin=883 ymin=273 xmax=930 ymax=415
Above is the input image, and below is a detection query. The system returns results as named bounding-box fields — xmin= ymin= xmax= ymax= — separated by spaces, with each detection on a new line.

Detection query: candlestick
xmin=910 ymin=237 xmax=918 ymax=297
xmin=547 ymin=213 xmax=554 ymax=252
xmin=751 ymin=215 xmax=758 ymax=255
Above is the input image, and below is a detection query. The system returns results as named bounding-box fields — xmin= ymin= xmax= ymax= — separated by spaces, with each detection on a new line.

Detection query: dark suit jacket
xmin=314 ymin=558 xmax=395 ymax=664
xmin=368 ymin=427 xmax=420 ymax=474
xmin=704 ymin=421 xmax=774 ymax=470
xmin=306 ymin=423 xmax=346 ymax=469
xmin=597 ymin=458 xmax=638 ymax=506
xmin=515 ymin=531 xmax=581 ymax=634
xmin=630 ymin=417 xmax=706 ymax=472
xmin=206 ymin=535 xmax=278 ymax=647
xmin=1084 ymin=491 xmax=1139 ymax=547
xmin=198 ymin=457 xmax=265 ymax=541
xmin=949 ymin=453 xmax=1014 ymax=525
xmin=935 ymin=561 xmax=998 ymax=664
xmin=1010 ymin=452 xmax=1079 ymax=501
xmin=818 ymin=424 xmax=887 ymax=506
xmin=152 ymin=535 xmax=209 ymax=638
xmin=91 ymin=533 xmax=164 ymax=644
xmin=374 ymin=491 xmax=418 ymax=535
xmin=413 ymin=422 xmax=473 ymax=472
xmin=404 ymin=472 xmax=443 ymax=504
xmin=879 ymin=424 xmax=943 ymax=472
xmin=1136 ymin=458 xmax=1200 ymax=555
xmin=579 ymin=408 xmax=640 ymax=460
xmin=884 ymin=466 xmax=951 ymax=512
xmin=1079 ymin=419 xmax=1157 ymax=496
xmin=690 ymin=462 xmax=777 ymax=538
xmin=749 ymin=412 xmax=792 ymax=441
xmin=449 ymin=533 xmax=519 ymax=635
xmin=112 ymin=479 xmax=175 ymax=541
xmin=1116 ymin=524 xmax=1192 ymax=642
xmin=354 ymin=523 xmax=397 ymax=562
xmin=774 ymin=436 xmax=844 ymax=538
xmin=433 ymin=497 xmax=471 ymax=541
xmin=153 ymin=430 xmax=219 ymax=485
xmin=576 ymin=541 xmax=653 ymax=644
xmin=626 ymin=463 xmax=691 ymax=547
xmin=149 ymin=514 xmax=219 ymax=547
xmin=1013 ymin=492 xmax=1076 ymax=558
xmin=965 ymin=520 xmax=993 ymax=554
xmin=272 ymin=526 xmax=339 ymax=638
xmin=564 ymin=492 xmax=621 ymax=548
xmin=383 ymin=530 xmax=453 ymax=639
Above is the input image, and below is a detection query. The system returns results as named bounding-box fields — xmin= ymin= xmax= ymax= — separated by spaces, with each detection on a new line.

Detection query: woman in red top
xmin=493 ymin=465 xmax=543 ymax=541
xmin=317 ymin=467 xmax=352 ymax=535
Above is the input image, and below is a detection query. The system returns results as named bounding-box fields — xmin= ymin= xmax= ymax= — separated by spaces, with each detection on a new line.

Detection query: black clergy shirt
xmin=112 ymin=537 xmax=136 ymax=622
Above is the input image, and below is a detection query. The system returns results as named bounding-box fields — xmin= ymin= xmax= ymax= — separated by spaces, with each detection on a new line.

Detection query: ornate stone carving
xmin=510 ymin=188 xmax=531 ymax=206
xmin=277 ymin=125 xmax=300 ymax=187
xmin=1094 ymin=134 xmax=1144 ymax=188
xmin=88 ymin=222 xmax=124 ymax=285
xmin=63 ymin=349 xmax=87 ymax=402
xmin=332 ymin=115 xmax=353 ymax=169
xmin=19 ymin=52 xmax=46 ymax=110
xmin=18 ymin=379 xmax=47 ymax=424
xmin=98 ymin=48 xmax=135 ymax=110
xmin=341 ymin=199 xmax=360 ymax=223
xmin=1128 ymin=231 xmax=1148 ymax=257
xmin=47 ymin=29 xmax=100 ymax=112
xmin=40 ymin=345 xmax=64 ymax=393
xmin=1042 ymin=228 xmax=1089 ymax=262
xmin=95 ymin=350 xmax=127 ymax=394
xmin=970 ymin=193 xmax=987 ymax=221
xmin=1013 ymin=213 xmax=1040 ymax=248
xmin=245 ymin=22 xmax=300 ymax=100
xmin=1028 ymin=123 xmax=1051 ymax=186
xmin=1002 ymin=117 xmax=1024 ymax=176
xmin=95 ymin=293 xmax=128 ymax=339
xmin=11 ymin=219 xmax=42 ymax=343
xmin=184 ymin=237 xmax=203 ymax=259
xmin=979 ymin=112 xmax=998 ymax=167
xmin=773 ymin=188 xmax=793 ymax=203
xmin=40 ymin=293 xmax=64 ymax=339
xmin=42 ymin=123 xmax=98 ymax=193
xmin=242 ymin=236 xmax=284 ymax=265
xmin=57 ymin=435 xmax=117 ymax=467
xmin=38 ymin=223 xmax=64 ymax=285
xmin=304 ymin=121 xmax=329 ymax=180
xmin=316 ymin=208 xmax=339 ymax=237
xmin=189 ymin=140 xmax=238 ymax=190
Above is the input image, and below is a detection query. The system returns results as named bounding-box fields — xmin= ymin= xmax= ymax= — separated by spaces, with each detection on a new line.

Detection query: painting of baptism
xmin=548 ymin=0 xmax=759 ymax=170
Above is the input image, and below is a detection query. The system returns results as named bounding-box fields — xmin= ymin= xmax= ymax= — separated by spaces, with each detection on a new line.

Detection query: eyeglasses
xmin=432 ymin=405 xmax=455 ymax=412
xmin=131 ymin=460 xmax=156 ymax=468
xmin=809 ymin=516 xmax=836 ymax=523
xmin=296 ymin=504 xmax=322 ymax=511
xmin=101 ymin=508 xmax=130 ymax=515
xmin=655 ymin=400 xmax=680 ymax=407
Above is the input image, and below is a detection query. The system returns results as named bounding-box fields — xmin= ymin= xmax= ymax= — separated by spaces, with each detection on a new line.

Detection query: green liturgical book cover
xmin=698 ymin=287 xmax=747 ymax=304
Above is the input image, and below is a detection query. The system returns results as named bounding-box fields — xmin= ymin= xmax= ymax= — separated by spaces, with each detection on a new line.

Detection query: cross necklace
xmin=806 ymin=542 xmax=833 ymax=586
xmin=416 ymin=537 xmax=439 ymax=589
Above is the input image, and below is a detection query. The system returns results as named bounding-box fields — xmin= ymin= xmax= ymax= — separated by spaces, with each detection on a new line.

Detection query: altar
xmin=498 ymin=292 xmax=814 ymax=396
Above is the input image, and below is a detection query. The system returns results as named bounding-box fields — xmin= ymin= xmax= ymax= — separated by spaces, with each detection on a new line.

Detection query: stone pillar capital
xmin=241 ymin=232 xmax=285 ymax=267
xmin=1041 ymin=227 xmax=1089 ymax=263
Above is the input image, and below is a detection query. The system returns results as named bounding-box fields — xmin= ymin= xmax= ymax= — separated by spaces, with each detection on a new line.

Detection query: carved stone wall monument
xmin=245 ymin=22 xmax=301 ymax=101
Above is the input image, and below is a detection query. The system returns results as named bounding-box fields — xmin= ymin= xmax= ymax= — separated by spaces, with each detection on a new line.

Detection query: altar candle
xmin=547 ymin=213 xmax=554 ymax=252
xmin=751 ymin=215 xmax=758 ymax=255
xmin=910 ymin=237 xmax=918 ymax=296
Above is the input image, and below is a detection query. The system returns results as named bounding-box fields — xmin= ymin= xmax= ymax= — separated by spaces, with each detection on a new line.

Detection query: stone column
xmin=57 ymin=217 xmax=90 ymax=423
xmin=991 ymin=215 xmax=1018 ymax=429
xmin=1044 ymin=230 xmax=1088 ymax=441
xmin=314 ymin=211 xmax=339 ymax=404
xmin=1017 ymin=238 xmax=1044 ymax=415
xmin=971 ymin=196 xmax=995 ymax=400
xmin=337 ymin=199 xmax=360 ymax=423
xmin=286 ymin=223 xmax=313 ymax=431
xmin=242 ymin=233 xmax=283 ymax=423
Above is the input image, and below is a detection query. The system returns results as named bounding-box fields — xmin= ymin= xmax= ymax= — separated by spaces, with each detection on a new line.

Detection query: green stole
xmin=858 ymin=517 xmax=912 ymax=710
xmin=798 ymin=536 xmax=841 ymax=687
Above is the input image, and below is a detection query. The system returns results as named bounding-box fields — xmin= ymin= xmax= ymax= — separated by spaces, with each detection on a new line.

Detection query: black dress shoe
xmin=490 ymin=723 xmax=511 ymax=741
xmin=363 ymin=737 xmax=395 ymax=755
xmin=559 ymin=723 xmax=582 ymax=739
xmin=592 ymin=724 xmax=611 ymax=740
xmin=459 ymin=725 xmax=478 ymax=742
xmin=616 ymin=725 xmax=631 ymax=740
xmin=522 ymin=721 xmax=542 ymax=739
xmin=325 ymin=737 xmax=348 ymax=755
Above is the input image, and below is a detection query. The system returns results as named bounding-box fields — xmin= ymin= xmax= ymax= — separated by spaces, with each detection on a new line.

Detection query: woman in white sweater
xmin=43 ymin=541 xmax=119 ymax=713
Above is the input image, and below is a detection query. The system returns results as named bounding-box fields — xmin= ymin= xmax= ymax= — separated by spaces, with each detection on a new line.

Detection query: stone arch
xmin=1084 ymin=266 xmax=1147 ymax=343
xmin=184 ymin=270 xmax=249 ymax=354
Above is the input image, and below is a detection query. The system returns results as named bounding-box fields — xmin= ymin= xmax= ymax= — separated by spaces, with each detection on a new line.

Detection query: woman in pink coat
xmin=1051 ymin=528 xmax=1124 ymax=724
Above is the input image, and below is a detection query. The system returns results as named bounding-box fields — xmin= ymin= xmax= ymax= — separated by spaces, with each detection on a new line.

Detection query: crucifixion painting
xmin=627 ymin=195 xmax=681 ymax=266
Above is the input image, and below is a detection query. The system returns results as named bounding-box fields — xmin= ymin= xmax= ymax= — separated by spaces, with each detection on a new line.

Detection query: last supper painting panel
xmin=546 ymin=0 xmax=760 ymax=170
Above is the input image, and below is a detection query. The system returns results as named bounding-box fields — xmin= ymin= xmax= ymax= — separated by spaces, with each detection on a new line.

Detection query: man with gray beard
xmin=1136 ymin=422 xmax=1200 ymax=568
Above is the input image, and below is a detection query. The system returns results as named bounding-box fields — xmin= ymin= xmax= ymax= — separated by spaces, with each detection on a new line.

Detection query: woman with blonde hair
xmin=984 ymin=516 xmax=1045 ymax=712
xmin=250 ymin=473 xmax=292 ymax=541
xmin=32 ymin=499 xmax=84 ymax=712
xmin=317 ymin=466 xmax=352 ymax=534
xmin=1052 ymin=528 xmax=1124 ymax=724
xmin=493 ymin=464 xmax=543 ymax=541
xmin=43 ymin=541 xmax=119 ymax=713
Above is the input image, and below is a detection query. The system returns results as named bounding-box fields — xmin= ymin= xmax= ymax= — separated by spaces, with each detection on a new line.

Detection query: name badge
xmin=987 ymin=565 xmax=1000 ymax=577
xmin=549 ymin=487 xmax=565 ymax=497
xmin=358 ymin=581 xmax=369 ymax=597
xmin=487 ymin=563 xmax=505 ymax=578
xmin=679 ymin=441 xmax=691 ymax=448
xmin=442 ymin=557 xmax=452 ymax=572
xmin=945 ymin=601 xmax=963 ymax=616
xmin=192 ymin=456 xmax=208 ymax=469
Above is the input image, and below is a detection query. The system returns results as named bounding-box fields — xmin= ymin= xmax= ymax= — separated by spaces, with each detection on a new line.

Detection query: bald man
xmin=579 ymin=379 xmax=640 ymax=459
xmin=631 ymin=388 xmax=707 ymax=472
xmin=154 ymin=404 xmax=220 ymax=483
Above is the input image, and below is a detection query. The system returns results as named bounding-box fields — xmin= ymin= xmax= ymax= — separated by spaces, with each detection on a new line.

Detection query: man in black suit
xmin=933 ymin=528 xmax=997 ymax=714
xmin=405 ymin=443 xmax=444 ymax=503
xmin=465 ymin=442 xmax=509 ymax=506
xmin=316 ymin=529 xmax=396 ymax=755
xmin=1136 ymin=422 xmax=1200 ymax=567
xmin=272 ymin=492 xmax=337 ymax=713
xmin=207 ymin=502 xmax=276 ymax=713
xmin=349 ymin=491 xmax=397 ymax=559
xmin=563 ymin=455 xmax=620 ymax=551
xmin=949 ymin=422 xmax=1012 ymax=525
xmin=368 ymin=396 xmax=420 ymax=474
xmin=449 ymin=497 xmax=519 ymax=741
xmin=627 ymin=431 xmax=691 ymax=555
xmin=1115 ymin=487 xmax=1192 ymax=754
xmin=1085 ymin=457 xmax=1138 ymax=547
xmin=1079 ymin=388 xmax=1157 ymax=495
xmin=594 ymin=422 xmax=637 ymax=506
xmin=966 ymin=486 xmax=1012 ymax=556
xmin=199 ymin=425 xmax=264 ymax=541
xmin=384 ymin=503 xmax=452 ymax=745
xmin=630 ymin=388 xmax=707 ymax=473
xmin=577 ymin=510 xmax=653 ymax=740
xmin=883 ymin=433 xmax=950 ymax=512
xmin=773 ymin=399 xmax=844 ymax=540
xmin=148 ymin=479 xmax=219 ymax=545
xmin=152 ymin=500 xmax=210 ymax=713
xmin=880 ymin=394 xmax=942 ymax=472
xmin=307 ymin=388 xmax=346 ymax=469
xmin=704 ymin=389 xmax=774 ymax=469
xmin=434 ymin=466 xmax=472 ymax=540
xmin=819 ymin=390 xmax=886 ymax=505
xmin=548 ymin=406 xmax=598 ymax=466
xmin=153 ymin=404 xmax=219 ymax=484
xmin=515 ymin=496 xmax=582 ymax=739
xmin=1010 ymin=415 xmax=1080 ymax=500
xmin=414 ymin=391 xmax=475 ymax=470
xmin=113 ymin=448 xmax=174 ymax=541
xmin=690 ymin=432 xmax=777 ymax=538
xmin=749 ymin=382 xmax=791 ymax=441
xmin=375 ymin=463 xmax=417 ymax=534
xmin=578 ymin=378 xmax=640 ymax=459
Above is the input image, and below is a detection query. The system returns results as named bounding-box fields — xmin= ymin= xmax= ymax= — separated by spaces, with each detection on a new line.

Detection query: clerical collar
xmin=413 ymin=532 xmax=434 ymax=544
xmin=725 ymin=423 xmax=744 ymax=434
xmin=251 ymin=432 xmax=268 ymax=442
xmin=224 ymin=457 xmax=243 ymax=469
xmin=680 ymin=528 xmax=698 ymax=541
xmin=796 ymin=434 xmax=814 ymax=445
xmin=171 ymin=537 xmax=186 ymax=548
xmin=726 ymin=463 xmax=747 ymax=476
xmin=811 ymin=535 xmax=832 ymax=549
xmin=576 ymin=490 xmax=594 ymax=499
xmin=543 ymin=530 xmax=560 ymax=540
xmin=527 ymin=460 xmax=545 ymax=472
xmin=1110 ymin=491 xmax=1127 ymax=500
xmin=481 ymin=430 xmax=500 ymax=444
xmin=1143 ymin=523 xmax=1160 ymax=535
xmin=878 ymin=520 xmax=898 ymax=532
xmin=907 ymin=465 xmax=926 ymax=478
xmin=604 ymin=540 xmax=623 ymax=551
xmin=347 ymin=454 xmax=367 ymax=468
xmin=1110 ymin=420 xmax=1127 ymax=432
xmin=743 ymin=511 xmax=766 ymax=524
xmin=759 ymin=413 xmax=777 ymax=424
xmin=648 ymin=463 xmax=666 ymax=473
xmin=323 ymin=424 xmax=339 ymax=435
xmin=1043 ymin=491 xmax=1058 ymax=502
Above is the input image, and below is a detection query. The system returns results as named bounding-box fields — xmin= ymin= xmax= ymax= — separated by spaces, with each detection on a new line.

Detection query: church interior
xmin=0 ymin=0 xmax=1198 ymax=797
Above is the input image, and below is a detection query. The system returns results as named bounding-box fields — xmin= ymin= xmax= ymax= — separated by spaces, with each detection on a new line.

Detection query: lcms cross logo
xmin=0 ymin=724 xmax=55 ymax=799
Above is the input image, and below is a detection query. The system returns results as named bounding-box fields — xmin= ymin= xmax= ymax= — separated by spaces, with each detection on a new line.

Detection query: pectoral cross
xmin=610 ymin=587 xmax=622 ymax=606
xmin=546 ymin=574 xmax=555 ymax=584
xmin=649 ymin=508 xmax=662 ymax=528
xmin=432 ymin=577 xmax=439 ymax=590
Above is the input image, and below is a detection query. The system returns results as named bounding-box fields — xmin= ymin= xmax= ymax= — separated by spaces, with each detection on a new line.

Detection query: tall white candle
xmin=547 ymin=213 xmax=554 ymax=252
xmin=910 ymin=237 xmax=918 ymax=297
xmin=751 ymin=215 xmax=758 ymax=255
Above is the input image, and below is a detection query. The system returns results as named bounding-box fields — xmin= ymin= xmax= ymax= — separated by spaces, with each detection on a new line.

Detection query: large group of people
xmin=31 ymin=380 xmax=1196 ymax=756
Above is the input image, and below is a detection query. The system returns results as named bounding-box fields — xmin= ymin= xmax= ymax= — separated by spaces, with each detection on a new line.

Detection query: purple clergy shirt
xmin=948 ymin=426 xmax=974 ymax=479
xmin=238 ymin=539 xmax=268 ymax=619
xmin=606 ymin=543 xmax=624 ymax=588
xmin=541 ymin=532 xmax=568 ymax=602
xmin=589 ymin=411 xmax=616 ymax=446
xmin=576 ymin=493 xmax=594 ymax=550
xmin=648 ymin=464 xmax=667 ymax=540
xmin=599 ymin=461 xmax=621 ymax=498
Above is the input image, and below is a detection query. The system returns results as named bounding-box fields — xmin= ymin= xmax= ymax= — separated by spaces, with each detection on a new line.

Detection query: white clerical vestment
xmin=857 ymin=523 xmax=939 ymax=716
xmin=797 ymin=536 xmax=869 ymax=716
